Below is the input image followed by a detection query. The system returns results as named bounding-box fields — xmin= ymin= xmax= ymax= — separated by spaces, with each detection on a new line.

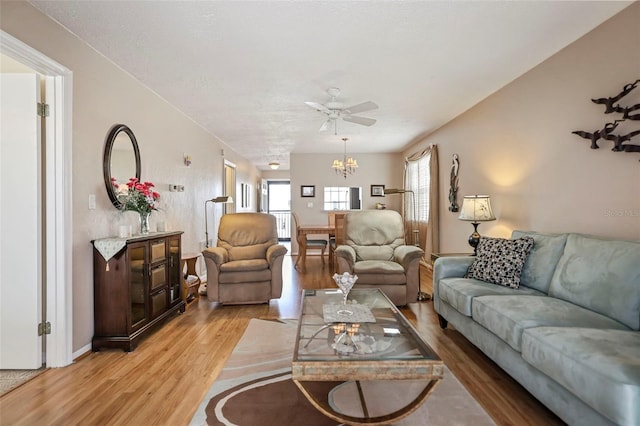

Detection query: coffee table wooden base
xmin=293 ymin=378 xmax=441 ymax=426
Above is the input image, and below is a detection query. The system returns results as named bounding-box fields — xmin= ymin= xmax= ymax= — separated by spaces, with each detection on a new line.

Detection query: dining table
xmin=295 ymin=224 xmax=335 ymax=273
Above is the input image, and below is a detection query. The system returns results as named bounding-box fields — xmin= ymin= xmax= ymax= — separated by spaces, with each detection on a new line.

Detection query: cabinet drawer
xmin=150 ymin=240 xmax=166 ymax=263
xmin=150 ymin=289 xmax=167 ymax=318
xmin=150 ymin=264 xmax=166 ymax=290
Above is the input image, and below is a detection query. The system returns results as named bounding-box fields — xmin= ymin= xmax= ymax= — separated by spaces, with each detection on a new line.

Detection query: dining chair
xmin=292 ymin=212 xmax=328 ymax=271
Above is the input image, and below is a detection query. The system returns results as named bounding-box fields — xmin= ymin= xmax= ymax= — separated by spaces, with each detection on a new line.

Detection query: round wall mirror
xmin=103 ymin=124 xmax=141 ymax=209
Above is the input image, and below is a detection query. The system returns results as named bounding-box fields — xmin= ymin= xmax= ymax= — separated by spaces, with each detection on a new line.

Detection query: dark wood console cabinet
xmin=92 ymin=231 xmax=185 ymax=351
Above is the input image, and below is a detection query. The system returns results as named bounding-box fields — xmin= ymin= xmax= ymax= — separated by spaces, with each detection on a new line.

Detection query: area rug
xmin=190 ymin=319 xmax=495 ymax=426
xmin=0 ymin=369 xmax=44 ymax=397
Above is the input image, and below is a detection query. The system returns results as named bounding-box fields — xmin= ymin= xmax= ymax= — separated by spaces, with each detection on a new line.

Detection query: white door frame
xmin=1 ymin=31 xmax=73 ymax=367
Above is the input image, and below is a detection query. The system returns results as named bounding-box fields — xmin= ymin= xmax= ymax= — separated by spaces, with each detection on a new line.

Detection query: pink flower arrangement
xmin=111 ymin=177 xmax=160 ymax=214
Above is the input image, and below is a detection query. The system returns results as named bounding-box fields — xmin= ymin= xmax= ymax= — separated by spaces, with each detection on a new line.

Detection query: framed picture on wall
xmin=371 ymin=185 xmax=385 ymax=197
xmin=301 ymin=185 xmax=315 ymax=197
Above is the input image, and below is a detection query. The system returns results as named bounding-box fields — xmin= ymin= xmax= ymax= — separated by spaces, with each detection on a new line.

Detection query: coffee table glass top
xmin=294 ymin=289 xmax=440 ymax=366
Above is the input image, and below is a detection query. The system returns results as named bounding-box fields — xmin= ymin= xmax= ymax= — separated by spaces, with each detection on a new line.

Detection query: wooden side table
xmin=430 ymin=252 xmax=474 ymax=263
xmin=181 ymin=253 xmax=202 ymax=304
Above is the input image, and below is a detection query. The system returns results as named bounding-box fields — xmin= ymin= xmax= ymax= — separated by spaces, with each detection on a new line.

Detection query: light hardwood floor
xmin=0 ymin=253 xmax=563 ymax=426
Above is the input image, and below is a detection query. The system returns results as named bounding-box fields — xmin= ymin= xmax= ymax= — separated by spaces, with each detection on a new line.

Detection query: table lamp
xmin=204 ymin=195 xmax=233 ymax=248
xmin=458 ymin=195 xmax=496 ymax=255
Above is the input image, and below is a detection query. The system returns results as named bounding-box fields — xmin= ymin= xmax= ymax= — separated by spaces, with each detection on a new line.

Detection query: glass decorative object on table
xmin=332 ymin=272 xmax=358 ymax=316
xmin=139 ymin=212 xmax=151 ymax=235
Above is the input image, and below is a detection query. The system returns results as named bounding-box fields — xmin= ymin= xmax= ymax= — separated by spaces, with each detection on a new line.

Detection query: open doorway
xmin=1 ymin=31 xmax=73 ymax=370
xmin=267 ymin=181 xmax=290 ymax=241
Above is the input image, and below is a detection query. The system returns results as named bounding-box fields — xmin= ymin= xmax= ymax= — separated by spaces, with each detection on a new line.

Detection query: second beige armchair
xmin=202 ymin=213 xmax=287 ymax=304
xmin=335 ymin=210 xmax=423 ymax=306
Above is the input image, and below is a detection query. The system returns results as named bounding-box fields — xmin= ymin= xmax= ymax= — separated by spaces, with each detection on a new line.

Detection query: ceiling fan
xmin=304 ymin=87 xmax=378 ymax=133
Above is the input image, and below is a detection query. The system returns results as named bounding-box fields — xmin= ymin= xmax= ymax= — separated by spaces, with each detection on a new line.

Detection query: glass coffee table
xmin=292 ymin=288 xmax=443 ymax=425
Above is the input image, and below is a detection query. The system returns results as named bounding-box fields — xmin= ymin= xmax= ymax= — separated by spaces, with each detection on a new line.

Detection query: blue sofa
xmin=433 ymin=231 xmax=640 ymax=426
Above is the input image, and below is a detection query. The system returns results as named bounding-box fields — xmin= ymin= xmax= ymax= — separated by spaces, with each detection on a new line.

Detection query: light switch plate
xmin=88 ymin=194 xmax=96 ymax=210
xmin=307 ymin=202 xmax=313 ymax=208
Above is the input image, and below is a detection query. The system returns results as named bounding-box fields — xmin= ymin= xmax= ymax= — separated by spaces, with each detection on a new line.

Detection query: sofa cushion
xmin=220 ymin=259 xmax=269 ymax=273
xmin=465 ymin=236 xmax=535 ymax=288
xmin=219 ymin=259 xmax=271 ymax=284
xmin=522 ymin=327 xmax=640 ymax=426
xmin=353 ymin=260 xmax=406 ymax=285
xmin=511 ymin=230 xmax=568 ymax=294
xmin=439 ymin=277 xmax=545 ymax=317
xmin=549 ymin=234 xmax=640 ymax=330
xmin=471 ymin=295 xmax=630 ymax=352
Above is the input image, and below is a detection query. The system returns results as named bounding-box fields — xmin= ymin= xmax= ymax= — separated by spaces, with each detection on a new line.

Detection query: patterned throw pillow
xmin=465 ymin=236 xmax=535 ymax=288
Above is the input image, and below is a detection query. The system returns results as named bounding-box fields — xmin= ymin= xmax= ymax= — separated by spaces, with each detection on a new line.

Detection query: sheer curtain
xmin=404 ymin=145 xmax=439 ymax=265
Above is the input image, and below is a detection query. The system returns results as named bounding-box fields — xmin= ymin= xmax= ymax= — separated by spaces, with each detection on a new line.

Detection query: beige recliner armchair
xmin=335 ymin=210 xmax=424 ymax=306
xmin=202 ymin=213 xmax=287 ymax=304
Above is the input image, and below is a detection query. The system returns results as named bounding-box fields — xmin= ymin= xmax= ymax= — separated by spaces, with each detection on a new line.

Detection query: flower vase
xmin=139 ymin=212 xmax=151 ymax=235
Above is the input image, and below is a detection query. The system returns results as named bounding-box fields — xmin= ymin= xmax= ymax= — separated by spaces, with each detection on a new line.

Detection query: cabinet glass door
xmin=168 ymin=237 xmax=181 ymax=304
xmin=129 ymin=244 xmax=147 ymax=329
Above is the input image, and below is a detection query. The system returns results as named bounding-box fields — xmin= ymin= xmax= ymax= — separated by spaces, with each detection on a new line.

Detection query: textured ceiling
xmin=30 ymin=1 xmax=631 ymax=170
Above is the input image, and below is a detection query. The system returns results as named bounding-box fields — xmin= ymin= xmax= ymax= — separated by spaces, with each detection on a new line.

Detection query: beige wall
xmin=261 ymin=169 xmax=290 ymax=180
xmin=290 ymin=152 xmax=403 ymax=253
xmin=403 ymin=3 xmax=640 ymax=253
xmin=1 ymin=2 xmax=260 ymax=353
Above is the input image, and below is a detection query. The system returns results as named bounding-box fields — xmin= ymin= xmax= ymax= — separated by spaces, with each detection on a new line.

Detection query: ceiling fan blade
xmin=344 ymin=101 xmax=378 ymax=115
xmin=304 ymin=101 xmax=330 ymax=113
xmin=343 ymin=115 xmax=376 ymax=126
xmin=319 ymin=119 xmax=332 ymax=131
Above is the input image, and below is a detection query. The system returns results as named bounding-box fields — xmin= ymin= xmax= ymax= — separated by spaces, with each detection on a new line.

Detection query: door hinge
xmin=38 ymin=321 xmax=51 ymax=336
xmin=37 ymin=102 xmax=50 ymax=117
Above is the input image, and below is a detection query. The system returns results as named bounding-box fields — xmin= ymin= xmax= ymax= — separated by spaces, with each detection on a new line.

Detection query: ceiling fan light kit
xmin=305 ymin=87 xmax=378 ymax=134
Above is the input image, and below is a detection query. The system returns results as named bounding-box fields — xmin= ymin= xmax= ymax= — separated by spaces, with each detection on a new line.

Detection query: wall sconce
xmin=184 ymin=154 xmax=192 ymax=167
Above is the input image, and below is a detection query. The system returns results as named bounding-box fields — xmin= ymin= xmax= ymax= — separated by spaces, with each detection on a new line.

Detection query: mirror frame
xmin=103 ymin=124 xmax=141 ymax=209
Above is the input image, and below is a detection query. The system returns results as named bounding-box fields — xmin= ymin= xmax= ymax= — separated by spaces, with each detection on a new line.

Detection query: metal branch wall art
xmin=572 ymin=79 xmax=640 ymax=159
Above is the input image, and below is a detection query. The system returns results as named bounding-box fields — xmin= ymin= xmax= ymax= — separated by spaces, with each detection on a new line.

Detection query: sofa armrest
xmin=266 ymin=244 xmax=288 ymax=267
xmin=433 ymin=256 xmax=475 ymax=281
xmin=201 ymin=247 xmax=228 ymax=302
xmin=267 ymin=244 xmax=287 ymax=299
xmin=393 ymin=245 xmax=424 ymax=270
xmin=433 ymin=256 xmax=475 ymax=312
xmin=335 ymin=245 xmax=356 ymax=273
xmin=202 ymin=247 xmax=228 ymax=266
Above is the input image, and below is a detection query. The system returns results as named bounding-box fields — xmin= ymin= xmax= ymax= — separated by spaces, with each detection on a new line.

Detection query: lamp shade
xmin=458 ymin=195 xmax=496 ymax=222
xmin=211 ymin=195 xmax=233 ymax=204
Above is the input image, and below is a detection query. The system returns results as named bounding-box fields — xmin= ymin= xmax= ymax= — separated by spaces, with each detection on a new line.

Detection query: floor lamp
xmin=384 ymin=188 xmax=429 ymax=301
xmin=204 ymin=196 xmax=233 ymax=248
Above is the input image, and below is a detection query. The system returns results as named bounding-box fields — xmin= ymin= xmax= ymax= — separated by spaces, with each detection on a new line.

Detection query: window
xmin=323 ymin=187 xmax=362 ymax=210
xmin=406 ymin=152 xmax=431 ymax=223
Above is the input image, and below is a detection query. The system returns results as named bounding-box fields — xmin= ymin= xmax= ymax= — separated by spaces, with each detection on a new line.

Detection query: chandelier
xmin=331 ymin=137 xmax=358 ymax=178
